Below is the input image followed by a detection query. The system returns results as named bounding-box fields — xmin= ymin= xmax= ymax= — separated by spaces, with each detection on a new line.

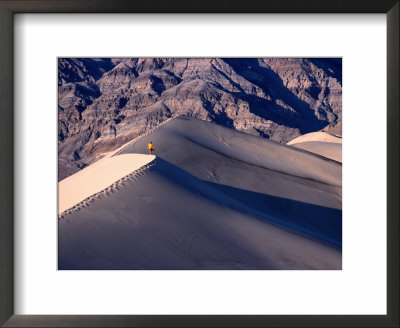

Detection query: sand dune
xmin=59 ymin=154 xmax=155 ymax=215
xmin=119 ymin=117 xmax=342 ymax=186
xmin=119 ymin=117 xmax=342 ymax=199
xmin=59 ymin=116 xmax=342 ymax=270
xmin=290 ymin=141 xmax=342 ymax=162
xmin=288 ymin=131 xmax=342 ymax=145
xmin=287 ymin=131 xmax=342 ymax=162
xmin=59 ymin=158 xmax=341 ymax=270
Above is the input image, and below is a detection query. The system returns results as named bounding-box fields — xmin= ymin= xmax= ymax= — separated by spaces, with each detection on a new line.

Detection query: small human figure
xmin=147 ymin=141 xmax=155 ymax=155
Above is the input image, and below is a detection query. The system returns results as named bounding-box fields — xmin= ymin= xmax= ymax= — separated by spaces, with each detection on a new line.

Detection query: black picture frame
xmin=0 ymin=1 xmax=398 ymax=327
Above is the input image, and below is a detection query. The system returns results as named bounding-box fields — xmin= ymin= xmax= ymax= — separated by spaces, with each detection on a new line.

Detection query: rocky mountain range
xmin=58 ymin=57 xmax=342 ymax=180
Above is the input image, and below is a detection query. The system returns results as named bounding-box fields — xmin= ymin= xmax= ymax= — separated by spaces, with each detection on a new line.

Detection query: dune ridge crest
xmin=120 ymin=116 xmax=342 ymax=187
xmin=111 ymin=116 xmax=177 ymax=157
xmin=59 ymin=159 xmax=156 ymax=219
xmin=288 ymin=131 xmax=342 ymax=145
xmin=59 ymin=154 xmax=155 ymax=215
xmin=59 ymin=116 xmax=184 ymax=215
xmin=287 ymin=131 xmax=342 ymax=162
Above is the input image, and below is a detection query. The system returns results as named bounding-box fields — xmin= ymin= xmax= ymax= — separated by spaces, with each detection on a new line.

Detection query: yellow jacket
xmin=148 ymin=143 xmax=154 ymax=150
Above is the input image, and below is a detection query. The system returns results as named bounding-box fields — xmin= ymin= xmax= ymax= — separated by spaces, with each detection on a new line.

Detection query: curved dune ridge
xmin=288 ymin=131 xmax=342 ymax=145
xmin=59 ymin=116 xmax=342 ymax=270
xmin=287 ymin=131 xmax=342 ymax=162
xmin=59 ymin=154 xmax=155 ymax=215
xmin=290 ymin=141 xmax=342 ymax=163
xmin=119 ymin=116 xmax=342 ymax=187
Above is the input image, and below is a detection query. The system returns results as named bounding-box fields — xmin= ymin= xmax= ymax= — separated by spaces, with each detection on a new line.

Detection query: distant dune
xmin=288 ymin=131 xmax=342 ymax=144
xmin=58 ymin=116 xmax=342 ymax=270
xmin=288 ymin=131 xmax=342 ymax=162
xmin=289 ymin=141 xmax=342 ymax=162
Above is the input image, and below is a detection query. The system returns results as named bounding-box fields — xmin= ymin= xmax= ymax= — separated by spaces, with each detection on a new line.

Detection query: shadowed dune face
xmin=59 ymin=158 xmax=341 ymax=270
xmin=59 ymin=116 xmax=342 ymax=270
xmin=119 ymin=117 xmax=342 ymax=204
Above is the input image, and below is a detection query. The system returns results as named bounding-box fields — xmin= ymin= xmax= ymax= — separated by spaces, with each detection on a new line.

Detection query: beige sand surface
xmin=288 ymin=131 xmax=342 ymax=162
xmin=288 ymin=131 xmax=342 ymax=145
xmin=59 ymin=154 xmax=155 ymax=214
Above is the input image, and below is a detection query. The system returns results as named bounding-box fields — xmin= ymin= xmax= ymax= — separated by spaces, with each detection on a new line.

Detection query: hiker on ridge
xmin=148 ymin=141 xmax=155 ymax=155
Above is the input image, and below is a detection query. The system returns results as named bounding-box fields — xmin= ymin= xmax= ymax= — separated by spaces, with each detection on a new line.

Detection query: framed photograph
xmin=57 ymin=55 xmax=343 ymax=271
xmin=1 ymin=1 xmax=398 ymax=327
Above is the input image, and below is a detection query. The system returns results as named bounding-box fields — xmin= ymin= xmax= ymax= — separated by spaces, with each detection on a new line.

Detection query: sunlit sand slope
xmin=289 ymin=141 xmax=342 ymax=162
xmin=288 ymin=131 xmax=342 ymax=162
xmin=59 ymin=154 xmax=155 ymax=214
xmin=288 ymin=131 xmax=342 ymax=145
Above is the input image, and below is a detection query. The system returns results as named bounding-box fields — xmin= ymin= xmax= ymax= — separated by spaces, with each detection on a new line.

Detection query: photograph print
xmin=58 ymin=58 xmax=342 ymax=270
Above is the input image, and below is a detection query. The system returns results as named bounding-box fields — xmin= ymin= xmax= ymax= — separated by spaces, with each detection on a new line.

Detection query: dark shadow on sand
xmin=205 ymin=181 xmax=342 ymax=249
